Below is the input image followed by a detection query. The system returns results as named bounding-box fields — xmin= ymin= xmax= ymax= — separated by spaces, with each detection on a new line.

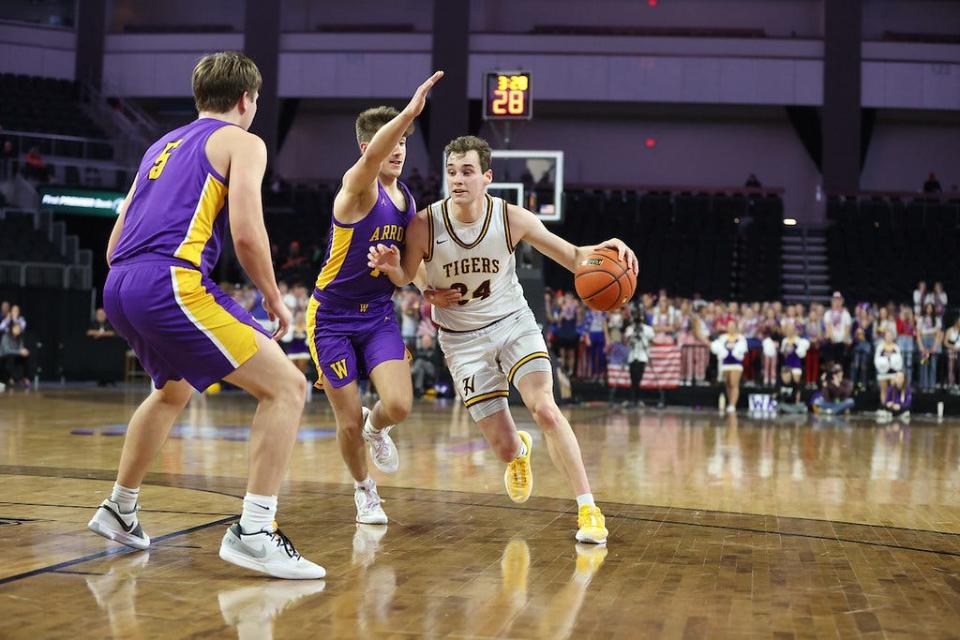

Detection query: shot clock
xmin=482 ymin=71 xmax=532 ymax=120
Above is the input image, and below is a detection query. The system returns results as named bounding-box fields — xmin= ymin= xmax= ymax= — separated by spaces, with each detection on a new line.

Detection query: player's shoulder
xmin=209 ymin=125 xmax=265 ymax=153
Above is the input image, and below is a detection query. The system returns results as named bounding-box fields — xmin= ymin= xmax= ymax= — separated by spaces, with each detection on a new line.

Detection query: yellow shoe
xmin=504 ymin=431 xmax=533 ymax=503
xmin=575 ymin=505 xmax=608 ymax=544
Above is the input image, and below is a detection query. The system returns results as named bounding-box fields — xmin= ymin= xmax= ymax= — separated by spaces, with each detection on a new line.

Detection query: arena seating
xmin=551 ymin=187 xmax=782 ymax=300
xmin=0 ymin=211 xmax=66 ymax=265
xmin=826 ymin=193 xmax=960 ymax=302
xmin=0 ymin=73 xmax=106 ymax=142
xmin=0 ymin=209 xmax=90 ymax=290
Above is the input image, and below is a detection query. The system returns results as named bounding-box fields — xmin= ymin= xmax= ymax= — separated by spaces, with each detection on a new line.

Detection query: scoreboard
xmin=482 ymin=71 xmax=532 ymax=120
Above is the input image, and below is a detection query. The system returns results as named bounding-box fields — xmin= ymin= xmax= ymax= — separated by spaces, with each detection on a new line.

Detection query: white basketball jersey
xmin=425 ymin=195 xmax=528 ymax=332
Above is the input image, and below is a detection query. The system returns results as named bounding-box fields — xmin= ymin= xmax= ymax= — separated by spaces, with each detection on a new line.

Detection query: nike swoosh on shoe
xmin=100 ymin=504 xmax=136 ymax=533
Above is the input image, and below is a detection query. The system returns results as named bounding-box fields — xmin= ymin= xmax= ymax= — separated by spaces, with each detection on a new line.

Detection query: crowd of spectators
xmin=0 ymin=300 xmax=31 ymax=390
xmin=220 ymin=262 xmax=958 ymax=409
xmin=542 ymin=280 xmax=957 ymax=401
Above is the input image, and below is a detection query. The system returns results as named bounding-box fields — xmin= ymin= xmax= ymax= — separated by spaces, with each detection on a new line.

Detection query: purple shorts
xmin=104 ymin=260 xmax=269 ymax=391
xmin=306 ymin=294 xmax=406 ymax=389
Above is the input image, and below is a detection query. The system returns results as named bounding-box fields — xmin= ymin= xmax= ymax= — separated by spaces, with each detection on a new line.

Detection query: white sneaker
xmin=355 ymin=481 xmax=388 ymax=525
xmin=88 ymin=499 xmax=150 ymax=550
xmin=218 ymin=524 xmax=326 ymax=580
xmin=361 ymin=407 xmax=399 ymax=473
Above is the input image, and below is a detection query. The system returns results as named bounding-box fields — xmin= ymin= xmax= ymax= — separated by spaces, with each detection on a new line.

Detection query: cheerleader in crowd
xmin=711 ymin=319 xmax=748 ymax=413
xmin=874 ymin=329 xmax=904 ymax=404
xmin=779 ymin=321 xmax=810 ymax=387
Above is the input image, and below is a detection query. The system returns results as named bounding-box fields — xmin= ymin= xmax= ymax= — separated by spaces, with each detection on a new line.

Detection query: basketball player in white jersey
xmin=368 ymin=135 xmax=638 ymax=544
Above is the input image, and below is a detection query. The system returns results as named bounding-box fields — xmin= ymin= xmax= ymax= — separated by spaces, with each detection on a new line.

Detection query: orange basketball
xmin=574 ymin=247 xmax=637 ymax=312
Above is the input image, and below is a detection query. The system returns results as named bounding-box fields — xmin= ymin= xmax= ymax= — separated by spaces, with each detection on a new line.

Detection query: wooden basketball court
xmin=2 ymin=388 xmax=960 ymax=638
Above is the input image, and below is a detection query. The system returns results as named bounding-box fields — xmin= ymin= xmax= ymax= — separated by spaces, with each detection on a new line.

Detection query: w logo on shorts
xmin=329 ymin=359 xmax=349 ymax=380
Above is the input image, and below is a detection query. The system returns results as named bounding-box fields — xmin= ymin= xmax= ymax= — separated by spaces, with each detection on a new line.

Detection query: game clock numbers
xmin=483 ymin=71 xmax=532 ymax=120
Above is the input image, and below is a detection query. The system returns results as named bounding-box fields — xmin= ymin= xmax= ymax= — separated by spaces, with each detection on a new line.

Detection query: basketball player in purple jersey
xmin=306 ymin=71 xmax=443 ymax=524
xmin=86 ymin=52 xmax=324 ymax=579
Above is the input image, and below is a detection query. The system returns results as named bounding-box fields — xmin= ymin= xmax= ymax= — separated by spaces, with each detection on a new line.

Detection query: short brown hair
xmin=444 ymin=136 xmax=492 ymax=172
xmin=192 ymin=51 xmax=262 ymax=114
xmin=355 ymin=106 xmax=414 ymax=144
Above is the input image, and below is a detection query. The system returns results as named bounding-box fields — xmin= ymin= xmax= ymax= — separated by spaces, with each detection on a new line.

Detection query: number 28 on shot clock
xmin=483 ymin=71 xmax=532 ymax=120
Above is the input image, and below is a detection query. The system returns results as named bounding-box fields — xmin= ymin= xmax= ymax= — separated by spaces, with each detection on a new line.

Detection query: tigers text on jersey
xmin=424 ymin=195 xmax=527 ymax=332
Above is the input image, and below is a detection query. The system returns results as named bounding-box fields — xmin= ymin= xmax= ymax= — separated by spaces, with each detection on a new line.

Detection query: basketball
xmin=574 ymin=248 xmax=637 ymax=312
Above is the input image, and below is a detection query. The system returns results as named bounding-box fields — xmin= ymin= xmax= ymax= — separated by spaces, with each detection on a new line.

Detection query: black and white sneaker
xmin=219 ymin=524 xmax=326 ymax=580
xmin=88 ymin=499 xmax=151 ymax=550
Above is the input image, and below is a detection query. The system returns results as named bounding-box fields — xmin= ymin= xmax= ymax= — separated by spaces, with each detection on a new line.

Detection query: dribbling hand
xmin=592 ymin=238 xmax=639 ymax=274
xmin=403 ymin=71 xmax=444 ymax=118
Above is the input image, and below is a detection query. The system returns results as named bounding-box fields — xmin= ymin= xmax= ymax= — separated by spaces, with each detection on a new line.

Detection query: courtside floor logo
xmin=72 ymin=424 xmax=335 ymax=442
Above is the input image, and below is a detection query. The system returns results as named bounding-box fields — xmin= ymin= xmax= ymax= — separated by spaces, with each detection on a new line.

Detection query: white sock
xmin=576 ymin=493 xmax=595 ymax=509
xmin=355 ymin=476 xmax=376 ymax=491
xmin=514 ymin=440 xmax=527 ymax=460
xmin=110 ymin=483 xmax=140 ymax=513
xmin=239 ymin=493 xmax=277 ymax=534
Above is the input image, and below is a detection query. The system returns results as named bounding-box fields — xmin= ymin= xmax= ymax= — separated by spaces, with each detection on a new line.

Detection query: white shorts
xmin=437 ymin=308 xmax=552 ymax=421
xmin=720 ymin=363 xmax=744 ymax=374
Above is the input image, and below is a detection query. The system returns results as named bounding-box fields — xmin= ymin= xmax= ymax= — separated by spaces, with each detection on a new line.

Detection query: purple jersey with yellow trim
xmin=313 ymin=180 xmax=415 ymax=306
xmin=111 ymin=118 xmax=234 ymax=276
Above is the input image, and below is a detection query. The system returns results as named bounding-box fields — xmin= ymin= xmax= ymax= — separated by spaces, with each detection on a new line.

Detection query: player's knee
xmin=531 ymin=397 xmax=563 ymax=433
xmin=287 ymin=372 xmax=308 ymax=407
xmin=266 ymin=366 xmax=307 ymax=408
xmin=337 ymin=413 xmax=363 ymax=437
xmin=157 ymin=382 xmax=192 ymax=407
xmin=381 ymin=395 xmax=411 ymax=424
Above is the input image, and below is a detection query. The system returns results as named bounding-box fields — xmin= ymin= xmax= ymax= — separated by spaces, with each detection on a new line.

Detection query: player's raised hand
xmin=403 ymin=71 xmax=444 ymax=118
xmin=592 ymin=238 xmax=639 ymax=275
xmin=263 ymin=294 xmax=292 ymax=341
xmin=423 ymin=287 xmax=462 ymax=308
xmin=367 ymin=243 xmax=401 ymax=274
